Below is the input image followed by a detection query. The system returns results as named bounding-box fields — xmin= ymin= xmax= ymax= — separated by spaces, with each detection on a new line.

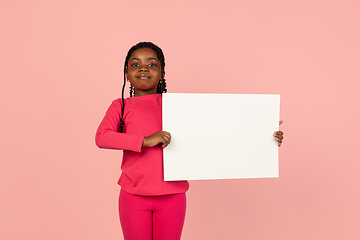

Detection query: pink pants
xmin=119 ymin=189 xmax=186 ymax=240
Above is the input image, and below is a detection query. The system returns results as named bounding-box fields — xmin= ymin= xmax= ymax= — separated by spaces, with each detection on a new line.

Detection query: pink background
xmin=1 ymin=0 xmax=359 ymax=239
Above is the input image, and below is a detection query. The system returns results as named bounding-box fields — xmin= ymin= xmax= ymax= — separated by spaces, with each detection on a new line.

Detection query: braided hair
xmin=119 ymin=42 xmax=167 ymax=133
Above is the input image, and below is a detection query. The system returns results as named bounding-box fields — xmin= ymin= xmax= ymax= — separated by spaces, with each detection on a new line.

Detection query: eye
xmin=149 ymin=63 xmax=157 ymax=67
xmin=131 ymin=63 xmax=140 ymax=67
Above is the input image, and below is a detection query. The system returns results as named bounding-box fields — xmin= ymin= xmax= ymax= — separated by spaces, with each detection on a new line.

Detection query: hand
xmin=273 ymin=120 xmax=284 ymax=147
xmin=142 ymin=131 xmax=171 ymax=149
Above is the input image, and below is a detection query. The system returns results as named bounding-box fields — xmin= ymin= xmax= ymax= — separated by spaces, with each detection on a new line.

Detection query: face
xmin=126 ymin=48 xmax=164 ymax=97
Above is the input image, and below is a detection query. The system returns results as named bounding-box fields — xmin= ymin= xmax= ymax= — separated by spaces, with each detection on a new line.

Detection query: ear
xmin=125 ymin=69 xmax=129 ymax=81
xmin=162 ymin=68 xmax=165 ymax=80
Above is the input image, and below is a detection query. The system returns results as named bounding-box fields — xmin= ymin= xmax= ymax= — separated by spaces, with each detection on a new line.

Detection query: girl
xmin=95 ymin=42 xmax=284 ymax=240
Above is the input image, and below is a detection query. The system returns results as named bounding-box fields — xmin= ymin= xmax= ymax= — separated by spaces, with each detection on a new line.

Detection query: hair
xmin=119 ymin=42 xmax=167 ymax=133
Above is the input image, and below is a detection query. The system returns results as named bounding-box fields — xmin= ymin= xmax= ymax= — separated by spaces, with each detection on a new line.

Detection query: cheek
xmin=127 ymin=71 xmax=136 ymax=79
xmin=156 ymin=70 xmax=162 ymax=79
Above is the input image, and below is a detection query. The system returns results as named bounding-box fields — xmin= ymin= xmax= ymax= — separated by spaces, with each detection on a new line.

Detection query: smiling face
xmin=125 ymin=48 xmax=164 ymax=97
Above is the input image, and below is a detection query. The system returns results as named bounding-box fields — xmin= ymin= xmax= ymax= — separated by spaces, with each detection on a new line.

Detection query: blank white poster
xmin=162 ymin=93 xmax=280 ymax=181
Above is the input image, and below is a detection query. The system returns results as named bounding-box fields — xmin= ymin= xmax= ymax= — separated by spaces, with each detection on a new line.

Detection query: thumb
xmin=279 ymin=120 xmax=283 ymax=125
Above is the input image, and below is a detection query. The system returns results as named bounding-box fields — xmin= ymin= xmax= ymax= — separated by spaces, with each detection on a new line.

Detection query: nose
xmin=139 ymin=66 xmax=149 ymax=72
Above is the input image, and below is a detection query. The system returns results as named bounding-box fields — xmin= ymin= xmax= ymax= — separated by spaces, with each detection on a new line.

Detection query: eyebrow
xmin=129 ymin=57 xmax=159 ymax=62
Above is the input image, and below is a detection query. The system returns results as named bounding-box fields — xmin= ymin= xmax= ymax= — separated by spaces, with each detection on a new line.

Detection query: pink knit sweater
xmin=95 ymin=94 xmax=189 ymax=196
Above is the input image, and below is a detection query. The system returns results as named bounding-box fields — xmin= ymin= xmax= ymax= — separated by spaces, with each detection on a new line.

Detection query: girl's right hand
xmin=142 ymin=131 xmax=171 ymax=149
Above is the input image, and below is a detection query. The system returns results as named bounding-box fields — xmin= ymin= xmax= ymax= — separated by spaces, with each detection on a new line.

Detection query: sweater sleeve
xmin=95 ymin=99 xmax=144 ymax=152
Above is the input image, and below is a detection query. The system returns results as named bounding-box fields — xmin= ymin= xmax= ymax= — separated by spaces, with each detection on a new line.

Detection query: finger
xmin=162 ymin=136 xmax=171 ymax=148
xmin=161 ymin=138 xmax=167 ymax=148
xmin=278 ymin=142 xmax=282 ymax=147
xmin=163 ymin=135 xmax=171 ymax=143
xmin=162 ymin=140 xmax=170 ymax=149
xmin=277 ymin=132 xmax=284 ymax=140
xmin=279 ymin=120 xmax=283 ymax=125
xmin=273 ymin=131 xmax=283 ymax=136
xmin=163 ymin=131 xmax=171 ymax=138
xmin=275 ymin=134 xmax=284 ymax=140
xmin=163 ymin=132 xmax=171 ymax=142
xmin=276 ymin=138 xmax=283 ymax=143
xmin=274 ymin=133 xmax=283 ymax=142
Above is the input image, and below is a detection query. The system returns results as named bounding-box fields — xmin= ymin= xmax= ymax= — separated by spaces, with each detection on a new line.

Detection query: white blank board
xmin=162 ymin=93 xmax=280 ymax=181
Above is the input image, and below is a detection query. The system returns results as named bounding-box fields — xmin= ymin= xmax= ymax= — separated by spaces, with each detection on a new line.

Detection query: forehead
xmin=129 ymin=48 xmax=158 ymax=60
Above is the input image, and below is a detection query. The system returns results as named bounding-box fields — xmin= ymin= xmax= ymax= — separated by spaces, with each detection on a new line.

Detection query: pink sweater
xmin=95 ymin=94 xmax=189 ymax=196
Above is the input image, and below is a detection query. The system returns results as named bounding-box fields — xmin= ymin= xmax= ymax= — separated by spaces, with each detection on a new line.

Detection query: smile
xmin=138 ymin=74 xmax=150 ymax=79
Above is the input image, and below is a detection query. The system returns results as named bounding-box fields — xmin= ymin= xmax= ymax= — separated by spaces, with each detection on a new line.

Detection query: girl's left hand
xmin=274 ymin=120 xmax=284 ymax=147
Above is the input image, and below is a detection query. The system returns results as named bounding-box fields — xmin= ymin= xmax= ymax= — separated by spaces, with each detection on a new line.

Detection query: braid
xmin=119 ymin=57 xmax=127 ymax=133
xmin=119 ymin=42 xmax=166 ymax=133
xmin=157 ymin=76 xmax=167 ymax=94
xmin=129 ymin=84 xmax=134 ymax=97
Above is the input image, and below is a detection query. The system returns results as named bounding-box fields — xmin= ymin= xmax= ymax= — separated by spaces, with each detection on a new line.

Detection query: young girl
xmin=95 ymin=42 xmax=284 ymax=240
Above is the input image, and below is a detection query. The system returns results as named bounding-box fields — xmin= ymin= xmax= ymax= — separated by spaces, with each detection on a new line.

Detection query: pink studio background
xmin=1 ymin=0 xmax=359 ymax=239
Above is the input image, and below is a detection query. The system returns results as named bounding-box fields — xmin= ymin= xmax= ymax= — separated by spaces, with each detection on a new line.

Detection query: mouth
xmin=138 ymin=74 xmax=150 ymax=79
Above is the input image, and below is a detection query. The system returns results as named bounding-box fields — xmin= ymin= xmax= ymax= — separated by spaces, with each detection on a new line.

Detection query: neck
xmin=134 ymin=89 xmax=157 ymax=97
